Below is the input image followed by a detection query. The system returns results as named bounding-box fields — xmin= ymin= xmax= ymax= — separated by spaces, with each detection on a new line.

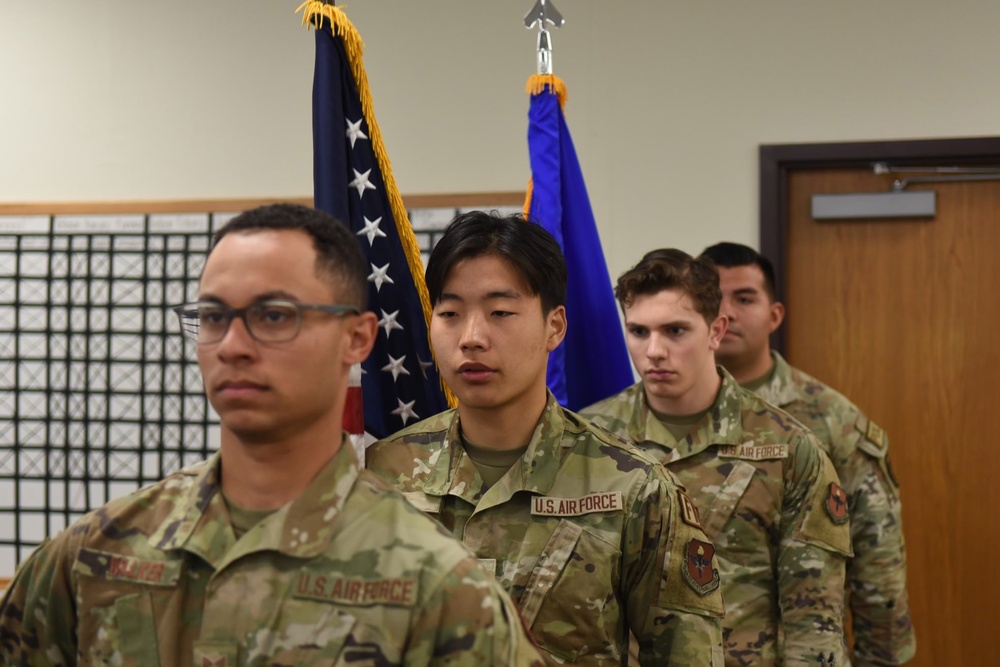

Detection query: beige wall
xmin=2 ymin=0 xmax=999 ymax=279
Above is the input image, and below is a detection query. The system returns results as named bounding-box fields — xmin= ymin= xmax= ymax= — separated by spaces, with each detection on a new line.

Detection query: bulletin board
xmin=0 ymin=193 xmax=523 ymax=584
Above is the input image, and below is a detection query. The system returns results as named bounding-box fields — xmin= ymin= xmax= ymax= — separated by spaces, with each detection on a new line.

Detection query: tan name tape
xmin=75 ymin=549 xmax=180 ymax=587
xmin=294 ymin=572 xmax=417 ymax=607
xmin=530 ymin=492 xmax=623 ymax=517
xmin=717 ymin=444 xmax=788 ymax=460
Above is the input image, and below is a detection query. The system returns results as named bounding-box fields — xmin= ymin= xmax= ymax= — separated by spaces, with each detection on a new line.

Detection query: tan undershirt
xmin=461 ymin=436 xmax=529 ymax=490
xmin=222 ymin=492 xmax=279 ymax=540
xmin=742 ymin=360 xmax=778 ymax=393
xmin=649 ymin=406 xmax=711 ymax=442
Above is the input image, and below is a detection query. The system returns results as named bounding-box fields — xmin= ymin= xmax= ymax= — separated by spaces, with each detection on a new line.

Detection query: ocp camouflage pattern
xmin=583 ymin=369 xmax=852 ymax=667
xmin=367 ymin=393 xmax=726 ymax=667
xmin=754 ymin=352 xmax=915 ymax=667
xmin=0 ymin=438 xmax=547 ymax=666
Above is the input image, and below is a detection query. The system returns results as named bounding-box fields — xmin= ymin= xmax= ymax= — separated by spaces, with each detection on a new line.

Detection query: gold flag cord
xmin=298 ymin=1 xmax=457 ymax=408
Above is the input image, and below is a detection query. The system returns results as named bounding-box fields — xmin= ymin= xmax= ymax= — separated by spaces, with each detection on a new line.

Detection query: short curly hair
xmin=615 ymin=248 xmax=721 ymax=324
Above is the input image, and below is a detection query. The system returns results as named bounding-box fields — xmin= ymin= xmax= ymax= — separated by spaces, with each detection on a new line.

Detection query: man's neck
xmin=719 ymin=349 xmax=774 ymax=385
xmin=218 ymin=419 xmax=342 ymax=510
xmin=457 ymin=388 xmax=548 ymax=450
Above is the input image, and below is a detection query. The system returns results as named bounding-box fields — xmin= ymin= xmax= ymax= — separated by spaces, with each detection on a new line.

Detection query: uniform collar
xmin=151 ymin=435 xmax=361 ymax=567
xmin=755 ymin=351 xmax=798 ymax=408
xmin=631 ymin=368 xmax=747 ymax=461
xmin=422 ymin=391 xmax=568 ymax=508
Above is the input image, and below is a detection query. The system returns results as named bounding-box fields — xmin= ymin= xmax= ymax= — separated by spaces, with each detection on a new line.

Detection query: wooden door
xmin=785 ymin=168 xmax=1000 ymax=666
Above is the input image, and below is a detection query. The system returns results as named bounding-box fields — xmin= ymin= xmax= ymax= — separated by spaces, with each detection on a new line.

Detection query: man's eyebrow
xmin=197 ymin=290 xmax=300 ymax=303
xmin=436 ymin=290 xmax=524 ymax=303
xmin=732 ymin=287 xmax=760 ymax=295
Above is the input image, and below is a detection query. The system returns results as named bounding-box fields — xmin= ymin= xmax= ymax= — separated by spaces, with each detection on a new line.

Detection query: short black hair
xmin=616 ymin=248 xmax=721 ymax=324
xmin=426 ymin=210 xmax=567 ymax=314
xmin=699 ymin=242 xmax=778 ymax=300
xmin=210 ymin=203 xmax=367 ymax=309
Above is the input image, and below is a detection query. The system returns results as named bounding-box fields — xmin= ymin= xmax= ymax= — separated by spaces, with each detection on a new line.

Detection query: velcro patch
xmin=678 ymin=490 xmax=703 ymax=529
xmin=530 ymin=492 xmax=623 ymax=517
xmin=825 ymin=482 xmax=849 ymax=525
xmin=717 ymin=443 xmax=788 ymax=460
xmin=294 ymin=572 xmax=417 ymax=607
xmin=866 ymin=420 xmax=887 ymax=450
xmin=74 ymin=549 xmax=180 ymax=587
xmin=682 ymin=539 xmax=721 ymax=596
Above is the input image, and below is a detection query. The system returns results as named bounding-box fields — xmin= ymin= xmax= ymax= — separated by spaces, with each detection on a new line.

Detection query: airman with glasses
xmin=0 ymin=203 xmax=546 ymax=666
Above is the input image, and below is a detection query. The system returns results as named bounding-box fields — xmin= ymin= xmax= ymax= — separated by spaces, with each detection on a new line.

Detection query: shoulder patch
xmin=866 ymin=420 xmax=886 ymax=450
xmin=797 ymin=457 xmax=853 ymax=557
xmin=678 ymin=490 xmax=703 ymax=529
xmin=824 ymin=482 xmax=850 ymax=525
xmin=681 ymin=539 xmax=721 ymax=596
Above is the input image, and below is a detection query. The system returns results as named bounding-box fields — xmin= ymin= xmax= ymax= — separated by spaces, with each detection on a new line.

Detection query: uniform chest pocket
xmin=74 ymin=583 xmax=164 ymax=667
xmin=239 ymin=599 xmax=359 ymax=667
xmin=519 ymin=519 xmax=623 ymax=664
xmin=705 ymin=460 xmax=784 ymax=566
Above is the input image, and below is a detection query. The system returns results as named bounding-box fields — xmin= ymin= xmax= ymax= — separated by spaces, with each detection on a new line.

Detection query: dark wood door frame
xmin=759 ymin=136 xmax=1000 ymax=353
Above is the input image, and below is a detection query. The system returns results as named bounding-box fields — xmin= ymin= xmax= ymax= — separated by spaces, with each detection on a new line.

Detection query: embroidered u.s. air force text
xmin=294 ymin=572 xmax=417 ymax=607
xmin=530 ymin=492 xmax=623 ymax=517
xmin=717 ymin=443 xmax=789 ymax=460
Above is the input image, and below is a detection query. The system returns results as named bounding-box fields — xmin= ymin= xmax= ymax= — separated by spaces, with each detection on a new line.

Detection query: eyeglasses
xmin=172 ymin=300 xmax=360 ymax=345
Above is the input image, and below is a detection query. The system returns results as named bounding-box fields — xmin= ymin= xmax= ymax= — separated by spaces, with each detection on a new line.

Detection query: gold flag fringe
xmin=525 ymin=74 xmax=567 ymax=108
xmin=298 ymin=1 xmax=457 ymax=408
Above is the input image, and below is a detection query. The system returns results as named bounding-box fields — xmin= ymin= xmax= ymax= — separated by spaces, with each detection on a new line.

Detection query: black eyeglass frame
xmin=171 ymin=299 xmax=360 ymax=345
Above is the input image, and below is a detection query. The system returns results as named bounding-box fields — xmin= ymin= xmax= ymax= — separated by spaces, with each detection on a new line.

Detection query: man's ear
xmin=342 ymin=311 xmax=378 ymax=366
xmin=708 ymin=314 xmax=728 ymax=351
xmin=769 ymin=301 xmax=786 ymax=334
xmin=545 ymin=305 xmax=568 ymax=353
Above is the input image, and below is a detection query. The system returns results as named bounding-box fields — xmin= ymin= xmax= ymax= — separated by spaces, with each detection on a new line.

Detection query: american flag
xmin=302 ymin=3 xmax=448 ymax=439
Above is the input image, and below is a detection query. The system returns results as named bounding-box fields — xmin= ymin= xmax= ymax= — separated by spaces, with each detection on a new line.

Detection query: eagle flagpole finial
xmin=524 ymin=0 xmax=565 ymax=75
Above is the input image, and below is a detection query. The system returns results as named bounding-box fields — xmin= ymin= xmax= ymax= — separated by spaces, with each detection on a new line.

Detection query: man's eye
xmin=628 ymin=327 xmax=647 ymax=336
xmin=493 ymin=311 xmax=514 ymax=318
xmin=258 ymin=307 xmax=294 ymax=324
xmin=200 ymin=309 xmax=229 ymax=325
xmin=668 ymin=327 xmax=686 ymax=336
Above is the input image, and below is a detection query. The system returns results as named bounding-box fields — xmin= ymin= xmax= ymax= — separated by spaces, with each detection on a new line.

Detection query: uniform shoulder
xmin=349 ymin=469 xmax=478 ymax=569
xmin=734 ymin=385 xmax=818 ymax=446
xmin=579 ymin=383 xmax=640 ymax=418
xmin=563 ymin=407 xmax=661 ymax=473
xmin=366 ymin=412 xmax=455 ymax=470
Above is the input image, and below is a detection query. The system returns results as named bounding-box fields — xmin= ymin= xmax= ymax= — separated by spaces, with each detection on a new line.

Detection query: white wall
xmin=3 ymin=0 xmax=999 ymax=279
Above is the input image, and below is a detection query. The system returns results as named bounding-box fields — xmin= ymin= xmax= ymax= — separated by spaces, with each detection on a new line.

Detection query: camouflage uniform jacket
xmin=754 ymin=353 xmax=915 ymax=667
xmin=582 ymin=369 xmax=852 ymax=667
xmin=0 ymin=437 xmax=547 ymax=667
xmin=366 ymin=393 xmax=726 ymax=667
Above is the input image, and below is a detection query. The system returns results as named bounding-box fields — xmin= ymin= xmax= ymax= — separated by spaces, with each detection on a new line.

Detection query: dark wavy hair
xmin=615 ymin=248 xmax=721 ymax=324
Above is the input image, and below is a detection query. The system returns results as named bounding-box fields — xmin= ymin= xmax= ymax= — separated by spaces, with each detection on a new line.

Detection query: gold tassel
xmin=522 ymin=178 xmax=534 ymax=219
xmin=525 ymin=74 xmax=567 ymax=108
xmin=298 ymin=1 xmax=458 ymax=408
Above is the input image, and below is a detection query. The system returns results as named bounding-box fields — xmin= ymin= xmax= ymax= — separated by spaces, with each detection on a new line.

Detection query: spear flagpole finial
xmin=524 ymin=0 xmax=565 ymax=75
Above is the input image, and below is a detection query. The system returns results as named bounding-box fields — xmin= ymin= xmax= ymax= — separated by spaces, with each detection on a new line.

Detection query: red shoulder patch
xmin=825 ymin=482 xmax=849 ymax=524
xmin=682 ymin=539 xmax=721 ymax=596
